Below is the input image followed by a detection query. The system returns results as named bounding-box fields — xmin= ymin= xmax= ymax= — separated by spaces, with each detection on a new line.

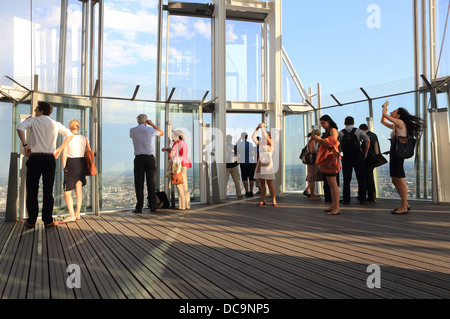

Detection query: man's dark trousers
xmin=342 ymin=152 xmax=366 ymax=203
xmin=26 ymin=154 xmax=56 ymax=225
xmin=134 ymin=154 xmax=156 ymax=211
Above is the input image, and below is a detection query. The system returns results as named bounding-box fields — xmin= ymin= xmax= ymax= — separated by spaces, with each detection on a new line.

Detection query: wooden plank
xmin=2 ymin=224 xmax=35 ymax=299
xmin=77 ymin=215 xmax=154 ymax=299
xmin=109 ymin=212 xmax=261 ymax=299
xmin=64 ymin=218 xmax=126 ymax=299
xmin=104 ymin=212 xmax=236 ymax=299
xmin=27 ymin=222 xmax=50 ymax=299
xmin=146 ymin=210 xmax=386 ymax=299
xmin=187 ymin=198 xmax=450 ymax=298
xmin=45 ymin=225 xmax=75 ymax=299
xmin=0 ymin=222 xmax=23 ymax=298
xmin=56 ymin=222 xmax=101 ymax=299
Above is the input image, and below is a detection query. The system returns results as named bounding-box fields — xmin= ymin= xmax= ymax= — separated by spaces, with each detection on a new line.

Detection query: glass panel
xmin=226 ymin=20 xmax=262 ymax=101
xmin=284 ymin=114 xmax=306 ymax=192
xmin=99 ymin=100 xmax=200 ymax=211
xmin=100 ymin=99 xmax=157 ymax=211
xmin=167 ymin=15 xmax=211 ymax=94
xmin=437 ymin=0 xmax=450 ymax=77
xmin=225 ymin=113 xmax=262 ymax=196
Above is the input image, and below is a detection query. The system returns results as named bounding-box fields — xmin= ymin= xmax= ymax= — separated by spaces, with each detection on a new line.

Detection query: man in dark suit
xmin=359 ymin=124 xmax=379 ymax=202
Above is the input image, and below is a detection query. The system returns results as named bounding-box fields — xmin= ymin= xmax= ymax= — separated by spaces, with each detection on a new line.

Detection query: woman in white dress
xmin=61 ymin=119 xmax=90 ymax=223
xmin=252 ymin=123 xmax=278 ymax=207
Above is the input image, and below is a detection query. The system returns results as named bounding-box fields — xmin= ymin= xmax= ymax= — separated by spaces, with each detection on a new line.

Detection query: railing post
xmin=5 ymin=152 xmax=19 ymax=222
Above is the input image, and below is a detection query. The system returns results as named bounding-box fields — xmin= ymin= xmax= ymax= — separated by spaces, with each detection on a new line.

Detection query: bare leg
xmin=63 ymin=190 xmax=76 ymax=222
xmin=266 ymin=180 xmax=277 ymax=205
xmin=74 ymin=181 xmax=83 ymax=219
xmin=393 ymin=177 xmax=409 ymax=213
xmin=258 ymin=179 xmax=266 ymax=204
xmin=326 ymin=175 xmax=340 ymax=214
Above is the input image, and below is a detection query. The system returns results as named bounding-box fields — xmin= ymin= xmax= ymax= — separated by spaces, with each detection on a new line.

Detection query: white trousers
xmin=176 ymin=166 xmax=190 ymax=210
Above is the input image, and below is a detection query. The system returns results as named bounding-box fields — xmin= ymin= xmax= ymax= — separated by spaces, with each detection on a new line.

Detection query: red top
xmin=171 ymin=140 xmax=192 ymax=168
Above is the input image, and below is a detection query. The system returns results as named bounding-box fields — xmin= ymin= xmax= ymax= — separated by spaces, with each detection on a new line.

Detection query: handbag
xmin=300 ymin=145 xmax=316 ymax=165
xmin=373 ymin=154 xmax=388 ymax=168
xmin=393 ymin=136 xmax=416 ymax=159
xmin=155 ymin=190 xmax=170 ymax=209
xmin=319 ymin=148 xmax=341 ymax=174
xmin=171 ymin=143 xmax=182 ymax=174
xmin=372 ymin=140 xmax=387 ymax=168
xmin=171 ymin=171 xmax=184 ymax=185
xmin=84 ymin=136 xmax=97 ymax=176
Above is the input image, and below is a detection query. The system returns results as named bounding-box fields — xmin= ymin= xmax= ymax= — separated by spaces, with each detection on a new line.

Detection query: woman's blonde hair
xmin=69 ymin=119 xmax=80 ymax=130
xmin=307 ymin=129 xmax=321 ymax=137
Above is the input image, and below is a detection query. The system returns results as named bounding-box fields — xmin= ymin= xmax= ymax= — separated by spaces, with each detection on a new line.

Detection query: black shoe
xmin=340 ymin=200 xmax=350 ymax=205
xmin=391 ymin=209 xmax=408 ymax=215
xmin=359 ymin=200 xmax=367 ymax=205
xmin=366 ymin=197 xmax=377 ymax=202
xmin=133 ymin=209 xmax=143 ymax=213
xmin=394 ymin=207 xmax=411 ymax=212
xmin=24 ymin=221 xmax=35 ymax=228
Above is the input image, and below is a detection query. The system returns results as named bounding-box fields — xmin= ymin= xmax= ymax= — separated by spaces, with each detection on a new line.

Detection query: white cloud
xmin=194 ymin=20 xmax=211 ymax=39
xmin=104 ymin=3 xmax=158 ymax=40
xmin=226 ymin=24 xmax=239 ymax=43
xmin=103 ymin=36 xmax=157 ymax=68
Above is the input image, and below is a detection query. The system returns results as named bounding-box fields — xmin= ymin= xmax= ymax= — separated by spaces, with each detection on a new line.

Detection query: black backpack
xmin=340 ymin=128 xmax=360 ymax=155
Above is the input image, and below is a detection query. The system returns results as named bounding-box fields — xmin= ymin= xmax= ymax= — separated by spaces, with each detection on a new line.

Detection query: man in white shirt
xmin=130 ymin=114 xmax=164 ymax=213
xmin=17 ymin=101 xmax=74 ymax=228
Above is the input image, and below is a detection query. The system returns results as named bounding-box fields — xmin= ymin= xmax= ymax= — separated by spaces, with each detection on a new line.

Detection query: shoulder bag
xmin=84 ymin=136 xmax=97 ymax=176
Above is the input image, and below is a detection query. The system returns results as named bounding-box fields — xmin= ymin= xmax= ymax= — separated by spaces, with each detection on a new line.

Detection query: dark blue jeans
xmin=134 ymin=154 xmax=157 ymax=211
xmin=26 ymin=154 xmax=56 ymax=225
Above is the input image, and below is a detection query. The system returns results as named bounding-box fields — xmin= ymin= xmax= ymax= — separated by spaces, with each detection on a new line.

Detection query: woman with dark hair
xmin=311 ymin=115 xmax=341 ymax=215
xmin=381 ymin=100 xmax=425 ymax=214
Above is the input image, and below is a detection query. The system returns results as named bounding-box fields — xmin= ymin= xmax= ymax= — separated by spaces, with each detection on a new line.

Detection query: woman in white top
xmin=252 ymin=123 xmax=278 ymax=207
xmin=61 ymin=119 xmax=90 ymax=223
xmin=381 ymin=101 xmax=425 ymax=215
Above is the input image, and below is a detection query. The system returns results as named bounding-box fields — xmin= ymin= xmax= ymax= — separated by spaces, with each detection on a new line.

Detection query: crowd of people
xmin=303 ymin=100 xmax=425 ymax=215
xmin=17 ymin=99 xmax=425 ymax=227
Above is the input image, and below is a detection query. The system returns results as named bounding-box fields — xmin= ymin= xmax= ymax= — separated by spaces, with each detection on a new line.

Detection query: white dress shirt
xmin=129 ymin=124 xmax=159 ymax=156
xmin=17 ymin=115 xmax=73 ymax=153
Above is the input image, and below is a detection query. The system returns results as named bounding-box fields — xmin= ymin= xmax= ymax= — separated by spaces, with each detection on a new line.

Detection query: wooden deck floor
xmin=1 ymin=194 xmax=450 ymax=301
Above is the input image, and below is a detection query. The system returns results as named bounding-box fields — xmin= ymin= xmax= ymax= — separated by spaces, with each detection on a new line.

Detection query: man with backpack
xmin=338 ymin=116 xmax=370 ymax=205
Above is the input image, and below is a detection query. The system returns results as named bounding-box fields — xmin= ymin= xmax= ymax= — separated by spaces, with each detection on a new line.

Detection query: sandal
xmin=257 ymin=202 xmax=266 ymax=206
xmin=61 ymin=216 xmax=77 ymax=223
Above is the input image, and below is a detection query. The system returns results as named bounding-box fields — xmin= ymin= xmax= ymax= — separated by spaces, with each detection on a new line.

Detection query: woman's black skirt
xmin=389 ymin=139 xmax=406 ymax=178
xmin=64 ymin=157 xmax=87 ymax=191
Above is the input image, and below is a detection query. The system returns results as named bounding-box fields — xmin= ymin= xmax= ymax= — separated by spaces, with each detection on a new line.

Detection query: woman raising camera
xmin=381 ymin=100 xmax=425 ymax=215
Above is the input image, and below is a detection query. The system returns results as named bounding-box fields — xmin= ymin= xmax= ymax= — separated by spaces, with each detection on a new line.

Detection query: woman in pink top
xmin=162 ymin=130 xmax=192 ymax=210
